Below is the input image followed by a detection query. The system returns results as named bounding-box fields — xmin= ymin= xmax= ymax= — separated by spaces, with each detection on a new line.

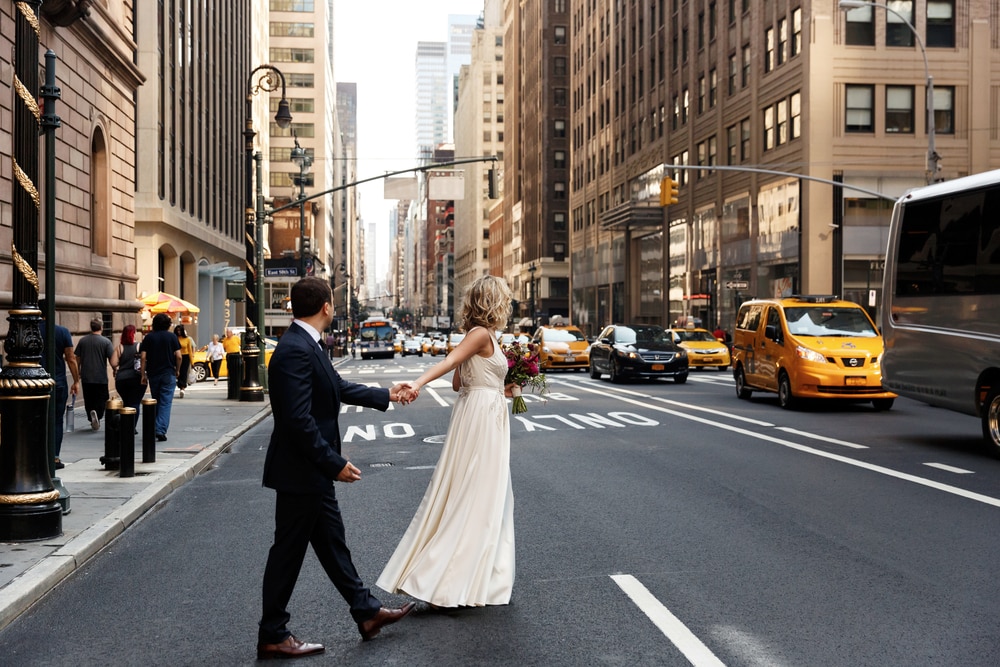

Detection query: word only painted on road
xmin=341 ymin=391 xmax=578 ymax=414
xmin=342 ymin=410 xmax=658 ymax=442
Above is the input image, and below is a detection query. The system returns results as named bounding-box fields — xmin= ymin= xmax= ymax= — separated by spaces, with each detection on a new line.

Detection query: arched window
xmin=91 ymin=129 xmax=110 ymax=257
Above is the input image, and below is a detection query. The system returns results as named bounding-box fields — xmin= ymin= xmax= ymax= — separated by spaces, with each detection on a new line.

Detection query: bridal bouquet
xmin=502 ymin=340 xmax=548 ymax=414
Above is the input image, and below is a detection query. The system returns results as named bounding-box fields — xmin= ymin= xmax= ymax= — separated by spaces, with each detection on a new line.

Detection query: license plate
xmin=845 ymin=376 xmax=865 ymax=386
xmin=651 ymin=364 xmax=664 ymax=371
xmin=564 ymin=356 xmax=575 ymax=363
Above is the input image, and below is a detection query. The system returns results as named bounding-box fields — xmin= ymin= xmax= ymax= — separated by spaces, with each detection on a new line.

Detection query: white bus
xmin=881 ymin=168 xmax=1000 ymax=455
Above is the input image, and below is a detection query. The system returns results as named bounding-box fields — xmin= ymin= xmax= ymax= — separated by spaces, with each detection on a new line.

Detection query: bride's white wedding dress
xmin=376 ymin=329 xmax=514 ymax=607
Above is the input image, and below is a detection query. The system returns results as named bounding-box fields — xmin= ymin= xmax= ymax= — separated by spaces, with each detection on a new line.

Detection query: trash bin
xmin=226 ymin=352 xmax=243 ymax=400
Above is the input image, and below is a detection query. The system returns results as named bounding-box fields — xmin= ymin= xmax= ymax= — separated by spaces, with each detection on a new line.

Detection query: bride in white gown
xmin=377 ymin=276 xmax=515 ymax=607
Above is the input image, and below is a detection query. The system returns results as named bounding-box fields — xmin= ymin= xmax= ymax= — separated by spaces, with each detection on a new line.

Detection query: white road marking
xmin=424 ymin=386 xmax=450 ymax=407
xmin=568 ymin=382 xmax=1000 ymax=509
xmin=611 ymin=574 xmax=726 ymax=667
xmin=923 ymin=462 xmax=975 ymax=474
xmin=775 ymin=426 xmax=868 ymax=449
xmin=405 ymin=465 xmax=436 ymax=470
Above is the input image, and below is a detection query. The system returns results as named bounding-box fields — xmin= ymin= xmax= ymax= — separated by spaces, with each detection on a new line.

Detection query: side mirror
xmin=764 ymin=324 xmax=782 ymax=343
xmin=599 ymin=337 xmax=611 ymax=345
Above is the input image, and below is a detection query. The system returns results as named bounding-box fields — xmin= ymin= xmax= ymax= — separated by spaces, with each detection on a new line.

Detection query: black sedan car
xmin=588 ymin=324 xmax=688 ymax=383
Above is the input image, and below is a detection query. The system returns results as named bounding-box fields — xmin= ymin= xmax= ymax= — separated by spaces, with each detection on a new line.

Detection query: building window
xmin=682 ymin=88 xmax=690 ymax=124
xmin=886 ymin=85 xmax=914 ymax=133
xmin=554 ymin=150 xmax=566 ymax=168
xmin=270 ymin=22 xmax=314 ymax=37
xmin=271 ymin=122 xmax=315 ymax=137
xmin=287 ymin=73 xmax=314 ymax=88
xmin=764 ymin=27 xmax=775 ymax=73
xmin=554 ymin=88 xmax=567 ymax=106
xmin=763 ymin=106 xmax=775 ymax=150
xmin=792 ymin=8 xmax=802 ymax=56
xmin=709 ymin=69 xmax=718 ymax=107
xmin=554 ymin=182 xmax=566 ymax=199
xmin=777 ymin=99 xmax=789 ymax=144
xmin=672 ymin=94 xmax=680 ymax=130
xmin=554 ymin=119 xmax=566 ymax=137
xmin=927 ymin=1 xmax=955 ymax=47
xmin=727 ymin=124 xmax=738 ymax=164
xmin=698 ymin=75 xmax=706 ymax=113
xmin=846 ymin=84 xmax=875 ymax=132
xmin=728 ymin=53 xmax=737 ymax=94
xmin=741 ymin=45 xmax=751 ymax=87
xmin=777 ymin=18 xmax=787 ymax=65
xmin=709 ymin=2 xmax=718 ymax=41
xmin=554 ymin=212 xmax=567 ymax=230
xmin=886 ymin=1 xmax=914 ymax=47
xmin=790 ymin=91 xmax=801 ymax=139
xmin=740 ymin=118 xmax=751 ymax=161
xmin=845 ymin=2 xmax=875 ymax=46
xmin=708 ymin=135 xmax=717 ymax=166
xmin=554 ymin=0 xmax=566 ymax=12
xmin=554 ymin=26 xmax=567 ymax=44
xmin=934 ymin=86 xmax=954 ymax=134
xmin=90 ymin=129 xmax=109 ymax=257
xmin=269 ymin=47 xmax=315 ymax=63
xmin=554 ymin=56 xmax=567 ymax=76
xmin=270 ymin=0 xmax=314 ymax=10
xmin=271 ymin=98 xmax=314 ymax=114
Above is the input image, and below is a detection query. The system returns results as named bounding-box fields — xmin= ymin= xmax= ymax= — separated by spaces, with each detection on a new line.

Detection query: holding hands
xmin=390 ymin=382 xmax=420 ymax=405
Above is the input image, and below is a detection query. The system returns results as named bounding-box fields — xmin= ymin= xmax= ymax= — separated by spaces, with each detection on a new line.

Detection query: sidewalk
xmin=0 ymin=379 xmax=272 ymax=631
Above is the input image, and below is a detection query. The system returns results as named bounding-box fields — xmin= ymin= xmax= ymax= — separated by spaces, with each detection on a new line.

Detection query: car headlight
xmin=677 ymin=350 xmax=687 ymax=359
xmin=543 ymin=346 xmax=552 ymax=354
xmin=795 ymin=345 xmax=827 ymax=363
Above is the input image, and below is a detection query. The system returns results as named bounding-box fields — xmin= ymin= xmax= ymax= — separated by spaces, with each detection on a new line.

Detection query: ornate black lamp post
xmin=0 ymin=0 xmax=62 ymax=541
xmin=290 ymin=137 xmax=314 ymax=277
xmin=241 ymin=65 xmax=292 ymax=401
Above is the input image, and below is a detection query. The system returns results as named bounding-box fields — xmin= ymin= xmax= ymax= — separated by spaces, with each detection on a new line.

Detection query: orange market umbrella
xmin=148 ymin=296 xmax=200 ymax=314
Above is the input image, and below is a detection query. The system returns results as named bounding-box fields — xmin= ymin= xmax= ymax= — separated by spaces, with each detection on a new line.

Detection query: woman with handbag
xmin=115 ymin=324 xmax=146 ymax=434
xmin=175 ymin=325 xmax=195 ymax=398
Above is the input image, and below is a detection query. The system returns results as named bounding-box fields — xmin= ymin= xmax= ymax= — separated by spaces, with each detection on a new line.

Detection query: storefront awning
xmin=599 ymin=201 xmax=666 ymax=231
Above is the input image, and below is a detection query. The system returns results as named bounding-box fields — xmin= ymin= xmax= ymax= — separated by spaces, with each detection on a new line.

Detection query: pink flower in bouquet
xmin=502 ymin=340 xmax=548 ymax=414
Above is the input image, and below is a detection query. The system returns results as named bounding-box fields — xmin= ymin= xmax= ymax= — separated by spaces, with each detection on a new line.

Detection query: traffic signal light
xmin=659 ymin=176 xmax=679 ymax=207
xmin=487 ymin=168 xmax=497 ymax=199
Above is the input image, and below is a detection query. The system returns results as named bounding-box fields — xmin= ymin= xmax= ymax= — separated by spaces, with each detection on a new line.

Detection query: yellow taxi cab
xmin=191 ymin=337 xmax=277 ymax=382
xmin=731 ymin=295 xmax=896 ymax=410
xmin=419 ymin=335 xmax=434 ymax=354
xmin=669 ymin=327 xmax=731 ymax=370
xmin=531 ymin=324 xmax=590 ymax=371
xmin=393 ymin=335 xmax=405 ymax=354
xmin=446 ymin=332 xmax=465 ymax=353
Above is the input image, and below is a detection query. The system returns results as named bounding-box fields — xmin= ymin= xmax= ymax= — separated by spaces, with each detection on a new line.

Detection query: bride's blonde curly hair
xmin=459 ymin=275 xmax=512 ymax=331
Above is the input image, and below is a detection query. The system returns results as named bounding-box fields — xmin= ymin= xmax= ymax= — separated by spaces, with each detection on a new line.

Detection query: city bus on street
xmin=881 ymin=168 xmax=1000 ymax=456
xmin=358 ymin=317 xmax=396 ymax=360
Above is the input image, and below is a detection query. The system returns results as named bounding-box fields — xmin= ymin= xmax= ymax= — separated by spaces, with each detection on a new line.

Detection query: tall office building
xmin=416 ymin=41 xmax=449 ymax=162
xmin=448 ymin=14 xmax=479 ymax=133
xmin=454 ymin=1 xmax=505 ymax=300
xmin=336 ymin=82 xmax=359 ymax=324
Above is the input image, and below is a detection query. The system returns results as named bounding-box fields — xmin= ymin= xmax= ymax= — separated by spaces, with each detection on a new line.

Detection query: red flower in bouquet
xmin=502 ymin=341 xmax=548 ymax=414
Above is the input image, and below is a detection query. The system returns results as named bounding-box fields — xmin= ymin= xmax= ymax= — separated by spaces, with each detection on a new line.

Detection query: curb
xmin=0 ymin=405 xmax=273 ymax=632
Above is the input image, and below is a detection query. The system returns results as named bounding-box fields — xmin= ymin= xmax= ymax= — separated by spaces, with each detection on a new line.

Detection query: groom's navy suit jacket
xmin=263 ymin=323 xmax=390 ymax=494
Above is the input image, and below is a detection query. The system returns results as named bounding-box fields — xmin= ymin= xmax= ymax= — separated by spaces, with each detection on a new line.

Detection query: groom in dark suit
xmin=257 ymin=277 xmax=415 ymax=660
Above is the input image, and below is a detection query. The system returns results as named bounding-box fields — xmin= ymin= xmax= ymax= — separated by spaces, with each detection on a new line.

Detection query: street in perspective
xmin=2 ymin=353 xmax=999 ymax=666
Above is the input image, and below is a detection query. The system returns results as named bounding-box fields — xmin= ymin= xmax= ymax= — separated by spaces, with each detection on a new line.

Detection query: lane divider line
xmin=611 ymin=574 xmax=726 ymax=667
xmin=775 ymin=426 xmax=868 ymax=449
xmin=923 ymin=462 xmax=975 ymax=474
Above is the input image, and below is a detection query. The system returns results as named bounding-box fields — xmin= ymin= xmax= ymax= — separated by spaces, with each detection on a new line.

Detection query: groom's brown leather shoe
xmin=357 ymin=602 xmax=416 ymax=641
xmin=256 ymin=635 xmax=325 ymax=659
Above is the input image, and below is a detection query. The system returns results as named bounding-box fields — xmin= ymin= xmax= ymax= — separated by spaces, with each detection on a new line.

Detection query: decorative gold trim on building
xmin=11 ymin=243 xmax=40 ymax=291
xmin=15 ymin=2 xmax=40 ymax=36
xmin=0 ymin=490 xmax=60 ymax=505
xmin=14 ymin=77 xmax=40 ymax=122
xmin=13 ymin=160 xmax=40 ymax=209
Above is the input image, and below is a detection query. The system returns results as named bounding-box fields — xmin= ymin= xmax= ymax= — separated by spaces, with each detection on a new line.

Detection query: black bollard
xmin=226 ymin=352 xmax=242 ymax=400
xmin=141 ymin=397 xmax=157 ymax=463
xmin=100 ymin=399 xmax=123 ymax=471
xmin=118 ymin=408 xmax=136 ymax=478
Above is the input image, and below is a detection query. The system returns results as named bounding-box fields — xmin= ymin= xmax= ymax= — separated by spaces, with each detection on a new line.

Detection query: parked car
xmin=731 ymin=295 xmax=896 ymax=409
xmin=589 ymin=324 xmax=688 ymax=383
xmin=191 ymin=336 xmax=277 ymax=382
xmin=532 ymin=325 xmax=590 ymax=371
xmin=669 ymin=327 xmax=731 ymax=370
xmin=402 ymin=338 xmax=423 ymax=357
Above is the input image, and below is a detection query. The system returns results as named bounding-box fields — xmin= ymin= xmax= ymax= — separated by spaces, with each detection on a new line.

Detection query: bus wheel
xmin=982 ymin=386 xmax=1000 ymax=457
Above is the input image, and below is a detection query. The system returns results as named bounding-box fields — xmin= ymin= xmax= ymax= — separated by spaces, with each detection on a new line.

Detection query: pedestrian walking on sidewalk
xmin=256 ymin=277 xmax=416 ymax=659
xmin=75 ymin=318 xmax=118 ymax=431
xmin=39 ymin=300 xmax=80 ymax=469
xmin=115 ymin=324 xmax=146 ymax=434
xmin=175 ymin=324 xmax=194 ymax=398
xmin=140 ymin=313 xmax=181 ymax=442
xmin=204 ymin=334 xmax=225 ymax=384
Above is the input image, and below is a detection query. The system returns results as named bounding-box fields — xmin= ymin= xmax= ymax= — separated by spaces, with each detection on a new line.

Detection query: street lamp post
xmin=242 ymin=65 xmax=292 ymax=401
xmin=839 ymin=0 xmax=940 ymax=182
xmin=528 ymin=263 xmax=537 ymax=331
xmin=290 ymin=137 xmax=314 ymax=277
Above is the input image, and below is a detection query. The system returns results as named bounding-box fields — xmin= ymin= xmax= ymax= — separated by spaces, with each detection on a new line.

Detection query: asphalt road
xmin=2 ymin=356 xmax=999 ymax=666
